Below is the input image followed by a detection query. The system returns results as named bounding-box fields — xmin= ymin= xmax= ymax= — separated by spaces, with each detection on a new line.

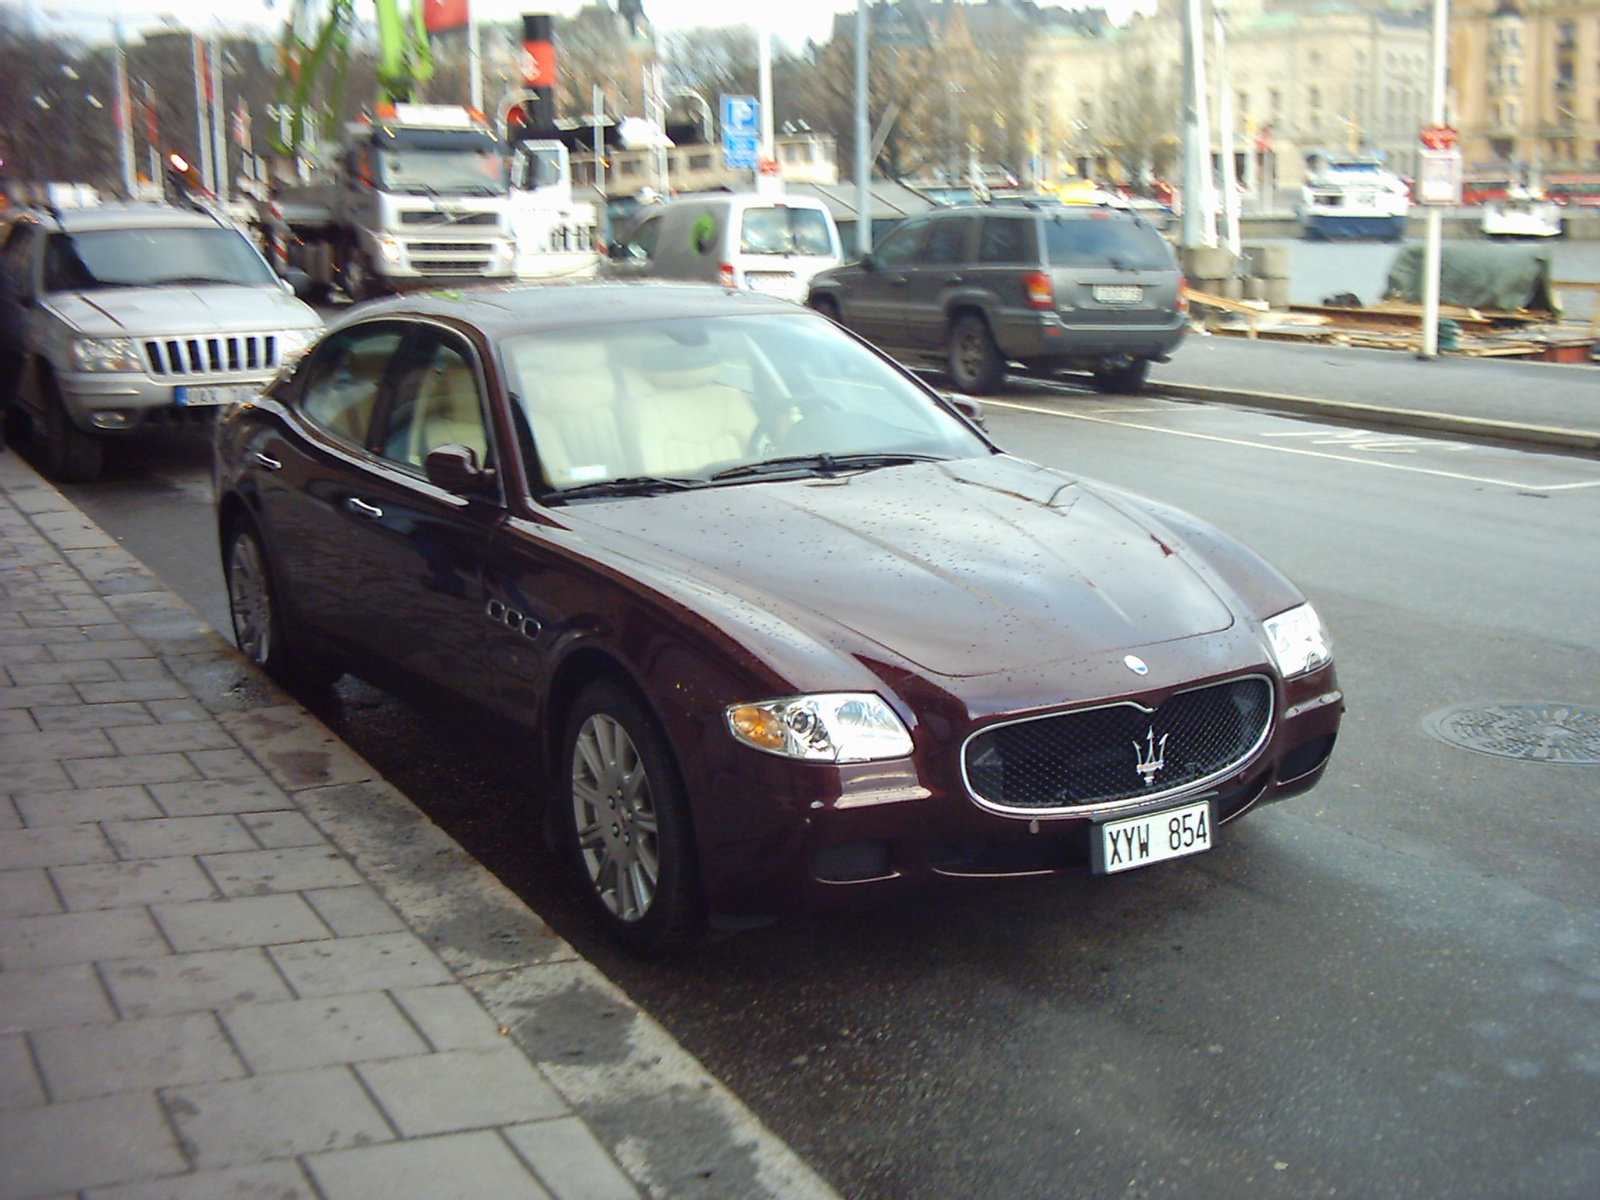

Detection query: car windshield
xmin=1043 ymin=215 xmax=1173 ymax=270
xmin=501 ymin=312 xmax=990 ymax=495
xmin=739 ymin=207 xmax=833 ymax=256
xmin=378 ymin=148 xmax=508 ymax=195
xmin=43 ymin=226 xmax=278 ymax=290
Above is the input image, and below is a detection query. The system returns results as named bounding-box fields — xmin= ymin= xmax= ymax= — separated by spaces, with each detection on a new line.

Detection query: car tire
xmin=948 ymin=313 xmax=1004 ymax=394
xmin=223 ymin=518 xmax=342 ymax=692
xmin=563 ymin=680 xmax=705 ymax=955
xmin=341 ymin=251 xmax=381 ymax=303
xmin=811 ymin=296 xmax=841 ymax=323
xmin=1092 ymin=357 xmax=1151 ymax=394
xmin=39 ymin=370 xmax=105 ymax=483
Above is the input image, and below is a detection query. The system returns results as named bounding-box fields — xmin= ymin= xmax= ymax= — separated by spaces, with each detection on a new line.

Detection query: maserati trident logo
xmin=1124 ymin=654 xmax=1149 ymax=675
xmin=1134 ymin=727 xmax=1168 ymax=785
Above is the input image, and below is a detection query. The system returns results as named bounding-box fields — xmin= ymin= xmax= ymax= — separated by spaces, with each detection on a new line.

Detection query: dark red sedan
xmin=214 ymin=282 xmax=1341 ymax=953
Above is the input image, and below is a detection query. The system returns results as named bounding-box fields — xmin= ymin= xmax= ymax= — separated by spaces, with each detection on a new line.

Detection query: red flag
xmin=423 ymin=0 xmax=469 ymax=33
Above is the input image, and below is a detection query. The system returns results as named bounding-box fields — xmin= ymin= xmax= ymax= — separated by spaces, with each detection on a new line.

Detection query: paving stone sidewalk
xmin=0 ymin=452 xmax=839 ymax=1200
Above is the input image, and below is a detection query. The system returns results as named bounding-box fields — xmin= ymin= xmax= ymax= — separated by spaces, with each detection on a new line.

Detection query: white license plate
xmin=745 ymin=272 xmax=797 ymax=293
xmin=175 ymin=384 xmax=258 ymax=407
xmin=1094 ymin=799 xmax=1212 ymax=874
xmin=1092 ymin=284 xmax=1143 ymax=305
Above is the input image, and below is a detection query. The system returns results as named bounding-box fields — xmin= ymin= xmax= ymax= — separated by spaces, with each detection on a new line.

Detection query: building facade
xmin=1450 ymin=0 xmax=1600 ymax=175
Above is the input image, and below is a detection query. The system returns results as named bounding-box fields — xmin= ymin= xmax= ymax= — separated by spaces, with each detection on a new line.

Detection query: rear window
xmin=740 ymin=206 xmax=834 ymax=256
xmin=1043 ymin=216 xmax=1174 ymax=270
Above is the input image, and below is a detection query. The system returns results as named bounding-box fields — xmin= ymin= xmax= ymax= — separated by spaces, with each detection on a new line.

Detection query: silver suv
xmin=0 ymin=202 xmax=322 ymax=480
xmin=807 ymin=201 xmax=1187 ymax=394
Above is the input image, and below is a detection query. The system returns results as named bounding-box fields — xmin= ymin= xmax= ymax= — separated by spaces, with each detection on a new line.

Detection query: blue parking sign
xmin=720 ymin=94 xmax=760 ymax=170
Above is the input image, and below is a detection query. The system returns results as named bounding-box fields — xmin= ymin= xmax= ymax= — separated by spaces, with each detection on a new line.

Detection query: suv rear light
xmin=1176 ymin=276 xmax=1190 ymax=314
xmin=719 ymin=262 xmax=736 ymax=288
xmin=1022 ymin=271 xmax=1054 ymax=309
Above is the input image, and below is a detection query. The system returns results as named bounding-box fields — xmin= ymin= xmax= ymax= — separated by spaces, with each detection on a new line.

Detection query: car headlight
xmin=277 ymin=328 xmax=318 ymax=365
xmin=71 ymin=337 xmax=143 ymax=373
xmin=726 ymin=693 xmax=914 ymax=763
xmin=1263 ymin=602 xmax=1332 ymax=678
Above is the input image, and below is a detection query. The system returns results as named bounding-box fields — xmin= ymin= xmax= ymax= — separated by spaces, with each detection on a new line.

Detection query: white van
xmin=606 ymin=193 xmax=842 ymax=304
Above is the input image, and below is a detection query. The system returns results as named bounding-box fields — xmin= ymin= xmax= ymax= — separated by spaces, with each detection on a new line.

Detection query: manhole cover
xmin=1423 ymin=703 xmax=1600 ymax=764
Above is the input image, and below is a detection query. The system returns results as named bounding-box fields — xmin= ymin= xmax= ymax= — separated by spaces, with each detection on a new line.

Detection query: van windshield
xmin=739 ymin=206 xmax=833 ymax=256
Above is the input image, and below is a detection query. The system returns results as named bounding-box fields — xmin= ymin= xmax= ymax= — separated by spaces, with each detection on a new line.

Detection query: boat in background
xmin=1481 ymin=184 xmax=1565 ymax=239
xmin=1300 ymin=154 xmax=1411 ymax=241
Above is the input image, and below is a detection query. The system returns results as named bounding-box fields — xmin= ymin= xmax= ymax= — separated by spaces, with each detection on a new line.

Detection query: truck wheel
xmin=948 ymin=313 xmax=1004 ymax=394
xmin=342 ymin=252 xmax=380 ymax=303
xmin=40 ymin=370 xmax=105 ymax=483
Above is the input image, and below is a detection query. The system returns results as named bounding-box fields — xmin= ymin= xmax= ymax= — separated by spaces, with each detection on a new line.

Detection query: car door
xmin=329 ymin=323 xmax=505 ymax=706
xmin=840 ymin=215 xmax=932 ymax=349
xmin=904 ymin=214 xmax=976 ymax=350
xmin=247 ymin=320 xmax=409 ymax=649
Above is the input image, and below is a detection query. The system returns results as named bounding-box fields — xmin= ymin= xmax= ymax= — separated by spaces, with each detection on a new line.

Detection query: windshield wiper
xmin=552 ymin=475 xmax=705 ymax=500
xmin=708 ymin=452 xmax=945 ymax=483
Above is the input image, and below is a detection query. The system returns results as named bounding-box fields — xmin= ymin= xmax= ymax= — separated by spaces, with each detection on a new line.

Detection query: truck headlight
xmin=1263 ymin=602 xmax=1332 ymax=679
xmin=71 ymin=337 xmax=143 ymax=373
xmin=726 ymin=693 xmax=914 ymax=763
xmin=375 ymin=234 xmax=402 ymax=264
xmin=496 ymin=239 xmax=517 ymax=263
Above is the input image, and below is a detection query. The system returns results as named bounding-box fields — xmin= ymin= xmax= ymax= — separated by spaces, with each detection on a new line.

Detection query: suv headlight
xmin=726 ymin=693 xmax=914 ymax=763
xmin=71 ymin=337 xmax=143 ymax=373
xmin=277 ymin=328 xmax=318 ymax=365
xmin=1263 ymin=602 xmax=1332 ymax=679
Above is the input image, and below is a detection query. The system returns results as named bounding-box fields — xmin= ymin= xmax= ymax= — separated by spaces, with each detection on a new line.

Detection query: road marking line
xmin=983 ymin=397 xmax=1600 ymax=492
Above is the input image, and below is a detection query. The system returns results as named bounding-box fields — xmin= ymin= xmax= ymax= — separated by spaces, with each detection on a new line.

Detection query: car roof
xmin=930 ymin=202 xmax=1140 ymax=221
xmin=25 ymin=203 xmax=236 ymax=233
xmin=334 ymin=280 xmax=813 ymax=339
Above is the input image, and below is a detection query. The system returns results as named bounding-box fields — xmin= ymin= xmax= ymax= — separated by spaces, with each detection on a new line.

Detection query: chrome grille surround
xmin=961 ymin=674 xmax=1275 ymax=819
xmin=143 ymin=334 xmax=278 ymax=377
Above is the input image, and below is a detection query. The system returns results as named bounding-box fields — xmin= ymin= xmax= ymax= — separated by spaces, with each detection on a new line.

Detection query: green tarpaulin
xmin=1385 ymin=243 xmax=1560 ymax=315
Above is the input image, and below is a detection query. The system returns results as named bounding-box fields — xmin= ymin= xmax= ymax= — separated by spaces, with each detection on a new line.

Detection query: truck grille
xmin=400 ymin=211 xmax=501 ymax=227
xmin=963 ymin=676 xmax=1273 ymax=812
xmin=143 ymin=335 xmax=278 ymax=377
xmin=407 ymin=242 xmax=495 ymax=253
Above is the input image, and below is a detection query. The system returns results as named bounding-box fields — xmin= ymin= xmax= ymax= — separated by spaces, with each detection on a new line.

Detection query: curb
xmin=0 ymin=451 xmax=841 ymax=1200
xmin=1151 ymin=380 xmax=1600 ymax=456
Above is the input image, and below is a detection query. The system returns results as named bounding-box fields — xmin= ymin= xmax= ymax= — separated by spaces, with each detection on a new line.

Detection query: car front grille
xmin=963 ymin=676 xmax=1274 ymax=813
xmin=143 ymin=335 xmax=278 ymax=377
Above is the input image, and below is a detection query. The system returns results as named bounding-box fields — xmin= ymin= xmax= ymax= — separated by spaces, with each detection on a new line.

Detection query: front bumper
xmin=684 ymin=642 xmax=1342 ymax=919
xmin=56 ymin=372 xmax=278 ymax=432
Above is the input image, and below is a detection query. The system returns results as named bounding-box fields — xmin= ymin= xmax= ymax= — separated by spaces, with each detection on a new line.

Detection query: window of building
xmin=689 ymin=153 xmax=712 ymax=170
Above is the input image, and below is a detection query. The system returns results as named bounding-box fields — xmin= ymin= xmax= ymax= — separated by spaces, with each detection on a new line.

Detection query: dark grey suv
xmin=807 ymin=202 xmax=1187 ymax=393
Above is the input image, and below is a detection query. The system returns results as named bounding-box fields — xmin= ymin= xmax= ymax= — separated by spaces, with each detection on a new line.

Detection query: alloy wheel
xmin=227 ymin=532 xmax=273 ymax=666
xmin=570 ymin=712 xmax=661 ymax=922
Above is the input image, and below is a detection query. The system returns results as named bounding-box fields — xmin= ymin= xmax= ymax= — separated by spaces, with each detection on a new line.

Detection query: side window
xmin=922 ymin=217 xmax=972 ymax=266
xmin=977 ymin=217 xmax=1035 ymax=265
xmin=382 ymin=332 xmax=491 ymax=470
xmin=43 ymin=234 xmax=95 ymax=292
xmin=296 ymin=324 xmax=405 ymax=446
xmin=871 ymin=218 xmax=931 ymax=268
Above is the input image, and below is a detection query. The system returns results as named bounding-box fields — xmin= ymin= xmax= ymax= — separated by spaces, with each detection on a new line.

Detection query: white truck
xmin=507 ymin=138 xmax=600 ymax=282
xmin=257 ymin=103 xmax=518 ymax=301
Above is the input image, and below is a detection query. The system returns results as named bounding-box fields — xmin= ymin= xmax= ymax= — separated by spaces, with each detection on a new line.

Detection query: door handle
xmin=943 ymin=275 xmax=964 ymax=285
xmin=251 ymin=452 xmax=282 ymax=471
xmin=345 ymin=497 xmax=383 ymax=520
xmin=888 ymin=274 xmax=909 ymax=286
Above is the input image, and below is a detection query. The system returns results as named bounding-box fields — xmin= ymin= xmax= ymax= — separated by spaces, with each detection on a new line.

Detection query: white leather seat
xmin=628 ymin=342 xmax=758 ymax=477
xmin=518 ymin=339 xmax=631 ymax=487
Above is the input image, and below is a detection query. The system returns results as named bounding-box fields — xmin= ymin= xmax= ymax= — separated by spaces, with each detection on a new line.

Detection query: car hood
xmin=565 ymin=455 xmax=1237 ymax=678
xmin=46 ymin=285 xmax=320 ymax=337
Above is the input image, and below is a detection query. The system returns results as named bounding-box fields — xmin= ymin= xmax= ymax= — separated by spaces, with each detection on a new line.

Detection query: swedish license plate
xmin=1093 ymin=799 xmax=1212 ymax=874
xmin=1092 ymin=284 xmax=1143 ymax=305
xmin=175 ymin=384 xmax=257 ymax=407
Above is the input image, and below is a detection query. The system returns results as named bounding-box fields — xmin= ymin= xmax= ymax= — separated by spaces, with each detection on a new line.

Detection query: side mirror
xmin=424 ymin=444 xmax=498 ymax=496
xmin=278 ymin=267 xmax=317 ymax=301
xmin=857 ymin=251 xmax=876 ymax=272
xmin=946 ymin=392 xmax=987 ymax=431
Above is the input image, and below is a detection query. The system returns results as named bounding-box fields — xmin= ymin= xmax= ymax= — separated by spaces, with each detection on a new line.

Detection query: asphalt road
xmin=35 ymin=382 xmax=1600 ymax=1200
